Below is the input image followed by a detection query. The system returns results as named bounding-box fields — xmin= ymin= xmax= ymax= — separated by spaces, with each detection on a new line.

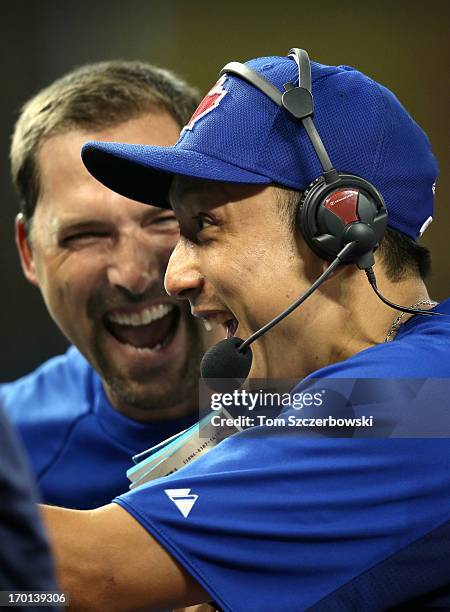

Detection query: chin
xmin=106 ymin=366 xmax=198 ymax=412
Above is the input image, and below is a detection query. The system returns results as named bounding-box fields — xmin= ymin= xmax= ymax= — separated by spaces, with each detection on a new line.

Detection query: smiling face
xmin=16 ymin=114 xmax=216 ymax=420
xmin=165 ymin=177 xmax=329 ymax=380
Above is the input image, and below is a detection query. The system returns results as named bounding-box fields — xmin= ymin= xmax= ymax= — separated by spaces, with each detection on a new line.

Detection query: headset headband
xmin=220 ymin=49 xmax=338 ymax=183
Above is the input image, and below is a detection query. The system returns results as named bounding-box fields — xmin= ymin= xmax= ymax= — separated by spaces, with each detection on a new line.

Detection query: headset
xmin=200 ymin=48 xmax=441 ymax=385
xmin=220 ymin=48 xmax=387 ymax=271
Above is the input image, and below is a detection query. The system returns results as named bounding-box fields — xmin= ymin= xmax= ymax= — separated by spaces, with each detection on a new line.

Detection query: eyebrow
xmin=56 ymin=219 xmax=113 ymax=235
xmin=56 ymin=206 xmax=168 ymax=235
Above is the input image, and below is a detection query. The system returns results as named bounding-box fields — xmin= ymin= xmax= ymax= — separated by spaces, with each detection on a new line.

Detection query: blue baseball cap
xmin=82 ymin=55 xmax=438 ymax=240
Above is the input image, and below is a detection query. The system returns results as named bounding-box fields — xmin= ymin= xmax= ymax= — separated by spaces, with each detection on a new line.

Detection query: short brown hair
xmin=10 ymin=60 xmax=199 ymax=231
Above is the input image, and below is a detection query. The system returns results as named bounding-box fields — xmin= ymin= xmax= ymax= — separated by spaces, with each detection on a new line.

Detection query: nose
xmin=106 ymin=234 xmax=160 ymax=295
xmin=164 ymin=238 xmax=203 ymax=300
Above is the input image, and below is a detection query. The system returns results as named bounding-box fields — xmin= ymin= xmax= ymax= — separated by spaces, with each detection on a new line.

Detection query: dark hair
xmin=377 ymin=226 xmax=431 ymax=281
xmin=276 ymin=187 xmax=431 ymax=281
xmin=10 ymin=60 xmax=199 ymax=231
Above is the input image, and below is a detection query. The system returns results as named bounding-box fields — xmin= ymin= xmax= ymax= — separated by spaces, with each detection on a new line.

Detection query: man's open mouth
xmin=104 ymin=303 xmax=181 ymax=351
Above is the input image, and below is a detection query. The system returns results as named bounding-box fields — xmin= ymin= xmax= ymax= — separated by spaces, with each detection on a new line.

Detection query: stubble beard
xmin=91 ymin=311 xmax=204 ymax=415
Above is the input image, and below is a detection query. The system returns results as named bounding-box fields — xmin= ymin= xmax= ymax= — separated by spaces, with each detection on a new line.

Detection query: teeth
xmin=131 ymin=313 xmax=141 ymax=326
xmin=124 ymin=343 xmax=163 ymax=353
xmin=199 ymin=313 xmax=232 ymax=326
xmin=108 ymin=304 xmax=173 ymax=327
xmin=203 ymin=319 xmax=213 ymax=332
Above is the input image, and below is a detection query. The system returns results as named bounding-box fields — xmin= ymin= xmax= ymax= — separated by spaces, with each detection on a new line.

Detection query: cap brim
xmin=82 ymin=141 xmax=272 ymax=208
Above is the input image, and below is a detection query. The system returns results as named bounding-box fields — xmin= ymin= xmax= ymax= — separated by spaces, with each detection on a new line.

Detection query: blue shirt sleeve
xmin=115 ymin=429 xmax=450 ymax=611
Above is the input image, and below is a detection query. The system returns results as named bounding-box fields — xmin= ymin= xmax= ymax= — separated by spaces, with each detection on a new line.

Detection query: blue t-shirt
xmin=115 ymin=299 xmax=450 ymax=611
xmin=0 ymin=347 xmax=196 ymax=510
xmin=0 ymin=405 xmax=56 ymax=597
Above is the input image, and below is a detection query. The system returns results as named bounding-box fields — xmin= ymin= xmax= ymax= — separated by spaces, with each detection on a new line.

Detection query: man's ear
xmin=15 ymin=213 xmax=39 ymax=286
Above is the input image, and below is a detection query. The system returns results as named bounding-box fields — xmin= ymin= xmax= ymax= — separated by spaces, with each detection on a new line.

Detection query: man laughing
xmin=1 ymin=61 xmax=222 ymax=509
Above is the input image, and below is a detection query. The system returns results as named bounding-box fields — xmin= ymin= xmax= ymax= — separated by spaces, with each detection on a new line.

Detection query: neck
xmin=321 ymin=269 xmax=431 ymax=369
xmin=265 ymin=267 xmax=431 ymax=380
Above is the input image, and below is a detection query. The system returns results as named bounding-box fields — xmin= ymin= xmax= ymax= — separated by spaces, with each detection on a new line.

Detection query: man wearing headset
xmin=42 ymin=51 xmax=450 ymax=611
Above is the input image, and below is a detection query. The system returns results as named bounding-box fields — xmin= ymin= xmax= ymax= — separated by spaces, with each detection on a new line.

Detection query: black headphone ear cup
xmin=297 ymin=173 xmax=388 ymax=265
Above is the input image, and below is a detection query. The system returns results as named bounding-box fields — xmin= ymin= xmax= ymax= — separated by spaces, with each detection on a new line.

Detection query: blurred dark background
xmin=1 ymin=0 xmax=449 ymax=381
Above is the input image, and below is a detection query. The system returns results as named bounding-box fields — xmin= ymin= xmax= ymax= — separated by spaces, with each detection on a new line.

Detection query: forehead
xmin=37 ymin=112 xmax=181 ymax=201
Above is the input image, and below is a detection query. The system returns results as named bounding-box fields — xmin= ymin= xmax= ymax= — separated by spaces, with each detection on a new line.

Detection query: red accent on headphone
xmin=324 ymin=189 xmax=359 ymax=224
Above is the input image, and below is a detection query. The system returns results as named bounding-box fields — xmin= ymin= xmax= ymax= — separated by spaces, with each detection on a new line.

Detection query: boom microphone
xmin=200 ymin=336 xmax=253 ymax=382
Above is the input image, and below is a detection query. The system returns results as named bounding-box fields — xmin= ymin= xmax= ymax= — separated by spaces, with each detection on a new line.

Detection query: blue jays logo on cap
xmin=182 ymin=75 xmax=227 ymax=134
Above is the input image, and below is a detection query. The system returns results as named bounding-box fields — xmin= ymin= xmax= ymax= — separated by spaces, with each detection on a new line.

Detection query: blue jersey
xmin=115 ymin=299 xmax=450 ymax=611
xmin=0 ymin=347 xmax=196 ymax=510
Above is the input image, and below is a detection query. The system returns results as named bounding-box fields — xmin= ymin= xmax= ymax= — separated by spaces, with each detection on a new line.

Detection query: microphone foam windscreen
xmin=200 ymin=337 xmax=253 ymax=390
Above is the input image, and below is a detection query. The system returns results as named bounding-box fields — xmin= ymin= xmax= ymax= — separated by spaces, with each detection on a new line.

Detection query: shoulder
xmin=0 ymin=346 xmax=95 ymax=424
xmin=0 ymin=347 xmax=99 ymax=477
xmin=115 ymin=430 xmax=450 ymax=611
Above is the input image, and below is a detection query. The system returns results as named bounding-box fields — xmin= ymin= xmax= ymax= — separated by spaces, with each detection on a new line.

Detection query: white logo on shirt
xmin=164 ymin=488 xmax=199 ymax=518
